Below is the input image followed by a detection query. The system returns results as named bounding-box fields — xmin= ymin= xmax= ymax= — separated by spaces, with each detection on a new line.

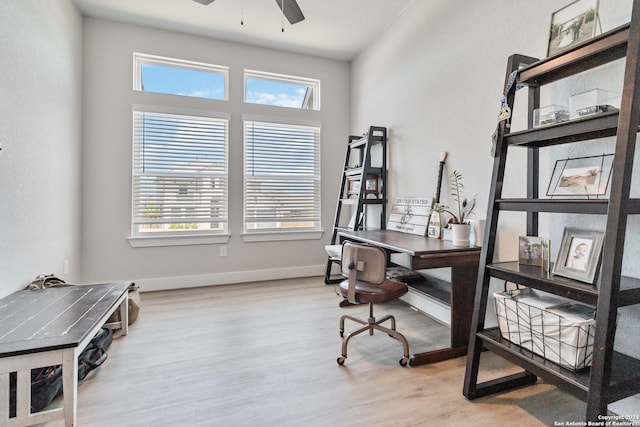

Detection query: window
xmin=132 ymin=110 xmax=228 ymax=237
xmin=244 ymin=120 xmax=321 ymax=232
xmin=244 ymin=70 xmax=320 ymax=110
xmin=134 ymin=53 xmax=228 ymax=101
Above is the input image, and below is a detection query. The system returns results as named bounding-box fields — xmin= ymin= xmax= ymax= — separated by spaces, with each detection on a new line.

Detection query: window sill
xmin=128 ymin=233 xmax=231 ymax=248
xmin=241 ymin=230 xmax=324 ymax=242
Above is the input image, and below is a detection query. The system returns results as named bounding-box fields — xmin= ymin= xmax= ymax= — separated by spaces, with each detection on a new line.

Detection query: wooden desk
xmin=0 ymin=282 xmax=130 ymax=427
xmin=338 ymin=230 xmax=480 ymax=366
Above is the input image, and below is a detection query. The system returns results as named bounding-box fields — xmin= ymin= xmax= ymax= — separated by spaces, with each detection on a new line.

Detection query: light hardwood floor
xmin=46 ymin=277 xmax=586 ymax=426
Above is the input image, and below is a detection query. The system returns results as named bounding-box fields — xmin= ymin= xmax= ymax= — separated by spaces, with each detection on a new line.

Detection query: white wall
xmin=0 ymin=0 xmax=83 ymax=298
xmin=81 ymin=18 xmax=350 ymax=291
xmin=352 ymin=0 xmax=638 ymax=417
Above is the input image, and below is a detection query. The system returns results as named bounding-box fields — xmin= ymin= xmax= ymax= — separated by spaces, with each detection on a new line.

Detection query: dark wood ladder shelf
xmin=324 ymin=126 xmax=388 ymax=284
xmin=463 ymin=1 xmax=640 ymax=420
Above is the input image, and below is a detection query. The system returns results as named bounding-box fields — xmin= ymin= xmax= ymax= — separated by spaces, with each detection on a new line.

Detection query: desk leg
xmin=63 ymin=348 xmax=78 ymax=427
xmin=409 ymin=263 xmax=478 ymax=367
xmin=450 ymin=264 xmax=478 ymax=349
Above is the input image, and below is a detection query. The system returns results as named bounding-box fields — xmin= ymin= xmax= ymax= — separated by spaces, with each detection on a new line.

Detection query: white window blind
xmin=244 ymin=120 xmax=321 ymax=231
xmin=133 ymin=110 xmax=228 ymax=235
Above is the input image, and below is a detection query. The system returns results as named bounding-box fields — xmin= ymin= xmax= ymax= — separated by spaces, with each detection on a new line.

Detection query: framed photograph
xmin=546 ymin=154 xmax=613 ymax=198
xmin=547 ymin=0 xmax=599 ymax=57
xmin=518 ymin=236 xmax=551 ymax=271
xmin=346 ymin=176 xmax=361 ymax=198
xmin=519 ymin=236 xmax=543 ymax=267
xmin=541 ymin=238 xmax=551 ymax=273
xmin=364 ymin=174 xmax=379 ymax=199
xmin=552 ymin=227 xmax=604 ymax=284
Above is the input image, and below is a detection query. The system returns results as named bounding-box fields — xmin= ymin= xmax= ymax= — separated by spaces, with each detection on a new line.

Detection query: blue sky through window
xmin=141 ymin=63 xmax=226 ymax=100
xmin=245 ymin=78 xmax=307 ymax=108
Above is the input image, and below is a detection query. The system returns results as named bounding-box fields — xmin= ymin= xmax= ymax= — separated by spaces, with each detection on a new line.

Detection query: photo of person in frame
xmin=547 ymin=0 xmax=599 ymax=56
xmin=565 ymin=237 xmax=592 ymax=271
xmin=519 ymin=236 xmax=542 ymax=267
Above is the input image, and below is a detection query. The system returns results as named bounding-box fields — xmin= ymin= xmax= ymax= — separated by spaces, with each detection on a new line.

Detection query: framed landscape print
xmin=546 ymin=154 xmax=613 ymax=198
xmin=547 ymin=0 xmax=599 ymax=56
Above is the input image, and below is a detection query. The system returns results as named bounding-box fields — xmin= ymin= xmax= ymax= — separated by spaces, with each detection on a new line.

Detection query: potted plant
xmin=434 ymin=170 xmax=476 ymax=246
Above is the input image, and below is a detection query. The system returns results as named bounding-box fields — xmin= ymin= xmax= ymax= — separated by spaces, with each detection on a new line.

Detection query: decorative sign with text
xmin=387 ymin=197 xmax=433 ymax=236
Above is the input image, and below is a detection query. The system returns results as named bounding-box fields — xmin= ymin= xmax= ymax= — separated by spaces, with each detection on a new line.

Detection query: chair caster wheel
xmin=337 ymin=356 xmax=346 ymax=365
xmin=399 ymin=357 xmax=409 ymax=367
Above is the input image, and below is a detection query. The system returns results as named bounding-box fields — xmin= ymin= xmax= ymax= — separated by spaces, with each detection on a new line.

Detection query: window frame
xmin=133 ymin=52 xmax=229 ymax=101
xmin=242 ymin=116 xmax=322 ymax=242
xmin=244 ymin=69 xmax=321 ymax=111
xmin=129 ymin=105 xmax=230 ymax=247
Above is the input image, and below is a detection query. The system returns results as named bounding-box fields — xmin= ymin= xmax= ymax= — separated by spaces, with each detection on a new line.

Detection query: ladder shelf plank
xmin=487 ymin=262 xmax=640 ymax=308
xmin=496 ymin=198 xmax=640 ymax=214
xmin=496 ymin=199 xmax=608 ymax=214
xmin=505 ymin=111 xmax=621 ymax=147
xmin=518 ymin=24 xmax=630 ymax=86
xmin=477 ymin=328 xmax=640 ymax=404
xmin=487 ymin=261 xmax=599 ymax=306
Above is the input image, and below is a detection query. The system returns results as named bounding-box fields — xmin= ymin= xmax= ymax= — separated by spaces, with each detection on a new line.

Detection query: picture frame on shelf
xmin=364 ymin=174 xmax=379 ymax=199
xmin=346 ymin=175 xmax=361 ymax=198
xmin=518 ymin=236 xmax=550 ymax=270
xmin=542 ymin=238 xmax=551 ymax=273
xmin=547 ymin=0 xmax=599 ymax=57
xmin=518 ymin=236 xmax=543 ymax=267
xmin=552 ymin=227 xmax=604 ymax=284
xmin=546 ymin=154 xmax=614 ymax=198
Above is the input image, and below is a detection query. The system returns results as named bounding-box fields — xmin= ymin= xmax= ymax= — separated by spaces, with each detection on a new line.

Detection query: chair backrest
xmin=341 ymin=242 xmax=387 ymax=285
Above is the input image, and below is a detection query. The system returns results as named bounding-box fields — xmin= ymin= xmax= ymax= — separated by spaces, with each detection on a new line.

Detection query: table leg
xmin=120 ymin=295 xmax=129 ymax=336
xmin=450 ymin=264 xmax=478 ymax=349
xmin=63 ymin=348 xmax=78 ymax=427
xmin=409 ymin=263 xmax=479 ymax=366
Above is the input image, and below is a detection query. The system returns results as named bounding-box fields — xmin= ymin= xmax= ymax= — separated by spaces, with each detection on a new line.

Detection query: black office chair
xmin=336 ymin=242 xmax=411 ymax=366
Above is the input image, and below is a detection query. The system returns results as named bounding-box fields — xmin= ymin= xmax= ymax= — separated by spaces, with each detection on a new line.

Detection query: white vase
xmin=451 ymin=223 xmax=472 ymax=247
xmin=471 ymin=219 xmax=486 ymax=246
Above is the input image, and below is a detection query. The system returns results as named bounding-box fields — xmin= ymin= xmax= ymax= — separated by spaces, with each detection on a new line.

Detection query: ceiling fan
xmin=192 ymin=0 xmax=305 ymax=25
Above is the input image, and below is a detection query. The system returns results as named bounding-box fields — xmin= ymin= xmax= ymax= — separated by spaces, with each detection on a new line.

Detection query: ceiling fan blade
xmin=192 ymin=0 xmax=215 ymax=5
xmin=275 ymin=0 xmax=305 ymax=25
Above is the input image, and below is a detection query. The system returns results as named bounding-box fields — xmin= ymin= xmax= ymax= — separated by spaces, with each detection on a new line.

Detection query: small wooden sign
xmin=428 ymin=210 xmax=441 ymax=238
xmin=387 ymin=197 xmax=433 ymax=236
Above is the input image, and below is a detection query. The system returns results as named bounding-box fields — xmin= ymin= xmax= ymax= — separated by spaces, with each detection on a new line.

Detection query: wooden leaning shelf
xmin=462 ymin=2 xmax=640 ymax=421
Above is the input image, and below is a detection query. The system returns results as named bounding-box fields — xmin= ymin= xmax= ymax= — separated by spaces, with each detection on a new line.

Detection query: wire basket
xmin=494 ymin=288 xmax=596 ymax=371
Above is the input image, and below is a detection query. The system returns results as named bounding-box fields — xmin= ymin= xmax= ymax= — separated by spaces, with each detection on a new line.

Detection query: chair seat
xmin=338 ymin=278 xmax=408 ymax=304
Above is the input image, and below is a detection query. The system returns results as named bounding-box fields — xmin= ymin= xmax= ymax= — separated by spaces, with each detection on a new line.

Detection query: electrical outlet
xmin=63 ymin=260 xmax=69 ymax=275
xmin=220 ymin=246 xmax=227 ymax=257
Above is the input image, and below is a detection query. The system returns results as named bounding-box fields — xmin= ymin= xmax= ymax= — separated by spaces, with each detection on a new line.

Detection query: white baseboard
xmin=134 ymin=264 xmax=326 ymax=292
